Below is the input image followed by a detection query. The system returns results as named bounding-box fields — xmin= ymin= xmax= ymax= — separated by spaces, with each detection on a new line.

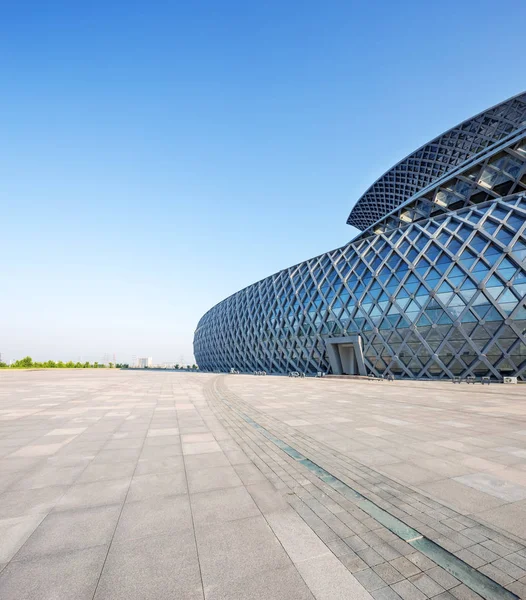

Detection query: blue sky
xmin=1 ymin=1 xmax=525 ymax=365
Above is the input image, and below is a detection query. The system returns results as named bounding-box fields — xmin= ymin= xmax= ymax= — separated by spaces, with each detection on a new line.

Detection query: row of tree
xmin=0 ymin=356 xmax=116 ymax=369
xmin=0 ymin=357 xmax=201 ymax=370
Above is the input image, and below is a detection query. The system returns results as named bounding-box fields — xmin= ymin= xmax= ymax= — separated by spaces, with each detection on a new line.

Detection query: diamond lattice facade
xmin=194 ymin=93 xmax=526 ymax=380
xmin=347 ymin=92 xmax=526 ymax=230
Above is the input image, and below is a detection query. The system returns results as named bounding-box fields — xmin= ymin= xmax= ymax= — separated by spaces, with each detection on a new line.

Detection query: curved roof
xmin=347 ymin=92 xmax=526 ymax=231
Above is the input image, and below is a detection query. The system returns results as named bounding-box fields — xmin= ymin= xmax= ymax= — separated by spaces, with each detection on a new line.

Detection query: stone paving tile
xmin=126 ymin=471 xmax=187 ymax=501
xmin=113 ymin=494 xmax=193 ymax=541
xmin=491 ymin=556 xmax=526 ymax=579
xmin=94 ymin=532 xmax=202 ymax=600
xmin=187 ymin=464 xmax=243 ymax=494
xmin=13 ymin=504 xmax=121 ymax=560
xmin=425 ymin=565 xmax=460 ymax=590
xmin=327 ymin=537 xmax=354 ymax=557
xmin=182 ymin=440 xmax=222 ymax=455
xmin=408 ymin=572 xmax=445 ymax=597
xmin=373 ymin=561 xmax=405 ymax=585
xmin=76 ymin=460 xmax=137 ymax=483
xmin=195 ymin=515 xmax=292 ymax=588
xmin=191 ymin=485 xmax=260 ymax=526
xmin=0 ymin=514 xmax=46 ymax=563
xmin=232 ymin=461 xmax=269 ymax=484
xmin=390 ymin=579 xmax=427 ymax=600
xmin=344 ymin=533 xmax=369 ymax=551
xmin=449 ymin=583 xmax=485 ymax=599
xmin=245 ymin=480 xmax=289 ymax=514
xmin=183 ymin=450 xmax=231 ymax=470
xmin=0 ymin=485 xmax=69 ymax=518
xmin=405 ymin=551 xmax=436 ymax=571
xmin=372 ymin=587 xmax=404 ymax=600
xmin=358 ymin=547 xmax=387 ymax=567
xmin=4 ymin=370 xmax=526 ymax=600
xmin=295 ymin=552 xmax=374 ymax=600
xmin=506 ymin=551 xmax=526 ymax=570
xmin=139 ymin=444 xmax=182 ymax=459
xmin=204 ymin=565 xmax=315 ymax=600
xmin=55 ymin=477 xmax=131 ymax=510
xmin=453 ymin=548 xmax=486 ymax=569
xmin=0 ymin=545 xmax=107 ymax=600
xmin=91 ymin=448 xmax=142 ymax=464
xmin=507 ymin=579 xmax=526 ymax=598
xmin=480 ymin=539 xmax=515 ymax=557
xmin=133 ymin=455 xmax=185 ymax=475
xmin=355 ymin=568 xmax=387 ymax=591
xmin=389 ymin=557 xmax=421 ymax=578
xmin=477 ymin=562 xmax=514 ymax=586
xmin=9 ymin=465 xmax=84 ymax=490
xmin=467 ymin=543 xmax=500 ymax=563
xmin=340 ymin=552 xmax=369 ymax=573
xmin=374 ymin=541 xmax=403 ymax=561
xmin=141 ymin=434 xmax=180 ymax=447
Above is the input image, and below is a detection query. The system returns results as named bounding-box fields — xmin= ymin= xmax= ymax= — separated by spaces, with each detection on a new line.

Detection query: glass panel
xmin=495 ymin=228 xmax=514 ymax=246
xmin=479 ymin=166 xmax=511 ymax=189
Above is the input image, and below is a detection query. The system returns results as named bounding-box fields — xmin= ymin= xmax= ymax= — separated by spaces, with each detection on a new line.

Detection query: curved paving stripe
xmin=219 ymin=397 xmax=519 ymax=600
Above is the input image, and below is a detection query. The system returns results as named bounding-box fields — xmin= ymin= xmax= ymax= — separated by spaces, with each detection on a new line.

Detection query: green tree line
xmin=0 ymin=358 xmax=198 ymax=370
xmin=0 ymin=356 xmax=118 ymax=369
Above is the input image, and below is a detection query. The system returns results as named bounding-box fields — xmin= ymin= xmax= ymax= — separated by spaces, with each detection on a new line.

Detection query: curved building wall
xmin=194 ymin=101 xmax=526 ymax=380
xmin=195 ymin=195 xmax=526 ymax=379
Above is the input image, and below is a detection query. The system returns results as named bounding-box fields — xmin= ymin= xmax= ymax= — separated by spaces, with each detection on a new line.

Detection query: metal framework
xmin=347 ymin=92 xmax=526 ymax=231
xmin=194 ymin=94 xmax=526 ymax=380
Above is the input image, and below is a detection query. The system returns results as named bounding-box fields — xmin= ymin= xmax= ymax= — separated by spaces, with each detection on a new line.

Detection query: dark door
xmin=338 ymin=344 xmax=356 ymax=375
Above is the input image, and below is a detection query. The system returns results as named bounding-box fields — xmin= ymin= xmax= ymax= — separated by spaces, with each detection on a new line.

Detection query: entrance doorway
xmin=324 ymin=335 xmax=366 ymax=376
xmin=338 ymin=344 xmax=357 ymax=375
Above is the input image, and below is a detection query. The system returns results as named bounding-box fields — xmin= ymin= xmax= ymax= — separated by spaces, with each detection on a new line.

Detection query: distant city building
xmin=137 ymin=357 xmax=152 ymax=368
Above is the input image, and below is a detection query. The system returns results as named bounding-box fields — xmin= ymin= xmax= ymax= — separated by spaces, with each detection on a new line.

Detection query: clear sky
xmin=1 ymin=1 xmax=525 ymax=365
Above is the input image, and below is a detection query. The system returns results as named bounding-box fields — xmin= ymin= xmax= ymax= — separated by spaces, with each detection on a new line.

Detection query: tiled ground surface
xmin=0 ymin=371 xmax=526 ymax=599
xmin=214 ymin=374 xmax=526 ymax=599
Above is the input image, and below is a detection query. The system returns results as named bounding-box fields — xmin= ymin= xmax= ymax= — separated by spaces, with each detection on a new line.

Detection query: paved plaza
xmin=1 ymin=371 xmax=526 ymax=599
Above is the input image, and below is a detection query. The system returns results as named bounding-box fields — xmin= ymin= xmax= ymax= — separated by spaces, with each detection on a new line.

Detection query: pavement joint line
xmin=175 ymin=387 xmax=207 ymax=600
xmin=89 ymin=381 xmax=159 ymax=600
xmin=215 ymin=394 xmax=519 ymax=600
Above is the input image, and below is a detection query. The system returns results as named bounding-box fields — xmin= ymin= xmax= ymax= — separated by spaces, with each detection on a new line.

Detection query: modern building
xmin=194 ymin=93 xmax=526 ymax=380
xmin=137 ymin=357 xmax=153 ymax=368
